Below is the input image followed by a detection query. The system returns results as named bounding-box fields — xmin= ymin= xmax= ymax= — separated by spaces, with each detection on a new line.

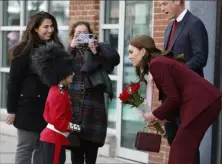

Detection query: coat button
xmin=38 ymin=95 xmax=40 ymax=97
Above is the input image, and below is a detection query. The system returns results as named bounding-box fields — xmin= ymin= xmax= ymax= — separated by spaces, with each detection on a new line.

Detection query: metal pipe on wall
xmin=211 ymin=0 xmax=222 ymax=163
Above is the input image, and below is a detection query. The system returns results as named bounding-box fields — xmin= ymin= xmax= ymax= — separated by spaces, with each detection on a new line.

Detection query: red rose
xmin=119 ymin=82 xmax=140 ymax=102
xmin=131 ymin=82 xmax=140 ymax=94
xmin=125 ymin=82 xmax=140 ymax=95
xmin=119 ymin=92 xmax=131 ymax=102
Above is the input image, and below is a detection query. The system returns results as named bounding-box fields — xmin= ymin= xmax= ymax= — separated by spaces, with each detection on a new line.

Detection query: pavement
xmin=0 ymin=121 xmax=126 ymax=164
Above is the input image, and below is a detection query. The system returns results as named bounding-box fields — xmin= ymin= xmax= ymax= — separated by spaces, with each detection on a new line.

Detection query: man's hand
xmin=6 ymin=114 xmax=16 ymax=125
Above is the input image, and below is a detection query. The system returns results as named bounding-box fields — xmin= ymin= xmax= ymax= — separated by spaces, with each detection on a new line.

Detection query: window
xmin=25 ymin=1 xmax=48 ymax=24
xmin=101 ymin=1 xmax=120 ymax=129
xmin=2 ymin=31 xmax=20 ymax=67
xmin=0 ymin=73 xmax=8 ymax=109
xmin=104 ymin=1 xmax=119 ymax=24
xmin=50 ymin=1 xmax=69 ymax=26
xmin=3 ymin=1 xmax=20 ymax=26
xmin=121 ymin=1 xmax=153 ymax=149
xmin=105 ymin=81 xmax=117 ymax=129
xmin=0 ymin=1 xmax=69 ymax=109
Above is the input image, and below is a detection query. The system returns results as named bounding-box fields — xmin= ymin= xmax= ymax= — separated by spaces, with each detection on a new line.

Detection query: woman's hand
xmin=88 ymin=41 xmax=98 ymax=55
xmin=6 ymin=113 xmax=16 ymax=125
xmin=143 ymin=112 xmax=156 ymax=122
xmin=70 ymin=37 xmax=80 ymax=48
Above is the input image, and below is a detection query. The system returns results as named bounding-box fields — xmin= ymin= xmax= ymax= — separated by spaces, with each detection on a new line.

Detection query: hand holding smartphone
xmin=76 ymin=34 xmax=94 ymax=44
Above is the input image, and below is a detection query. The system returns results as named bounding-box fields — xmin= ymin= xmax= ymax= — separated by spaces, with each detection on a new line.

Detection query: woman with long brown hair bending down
xmin=128 ymin=35 xmax=221 ymax=164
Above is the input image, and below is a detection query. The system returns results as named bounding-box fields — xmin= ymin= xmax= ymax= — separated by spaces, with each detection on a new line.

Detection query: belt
xmin=46 ymin=123 xmax=69 ymax=137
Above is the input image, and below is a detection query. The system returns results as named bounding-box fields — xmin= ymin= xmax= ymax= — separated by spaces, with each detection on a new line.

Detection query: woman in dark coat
xmin=66 ymin=21 xmax=120 ymax=164
xmin=6 ymin=11 xmax=64 ymax=164
xmin=128 ymin=35 xmax=221 ymax=164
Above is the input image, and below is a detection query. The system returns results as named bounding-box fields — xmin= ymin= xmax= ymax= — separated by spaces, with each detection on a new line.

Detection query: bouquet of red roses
xmin=119 ymin=82 xmax=165 ymax=136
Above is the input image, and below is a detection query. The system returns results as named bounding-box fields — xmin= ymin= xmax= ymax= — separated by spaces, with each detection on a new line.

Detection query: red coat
xmin=40 ymin=85 xmax=72 ymax=164
xmin=150 ymin=56 xmax=221 ymax=128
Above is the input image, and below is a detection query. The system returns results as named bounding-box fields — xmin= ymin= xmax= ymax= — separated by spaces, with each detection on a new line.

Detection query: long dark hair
xmin=135 ymin=48 xmax=173 ymax=83
xmin=10 ymin=11 xmax=63 ymax=60
xmin=69 ymin=21 xmax=93 ymax=41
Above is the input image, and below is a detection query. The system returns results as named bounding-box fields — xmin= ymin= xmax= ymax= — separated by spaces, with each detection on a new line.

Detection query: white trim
xmin=101 ymin=24 xmax=119 ymax=29
xmin=116 ymin=0 xmax=125 ymax=158
xmin=0 ymin=26 xmax=21 ymax=31
xmin=151 ymin=1 xmax=155 ymax=37
xmin=46 ymin=123 xmax=69 ymax=137
xmin=20 ymin=1 xmax=25 ymax=26
xmin=0 ymin=68 xmax=10 ymax=73
xmin=99 ymin=0 xmax=105 ymax=42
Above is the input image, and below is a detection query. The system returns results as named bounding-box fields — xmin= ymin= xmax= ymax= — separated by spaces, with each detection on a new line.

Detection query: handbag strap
xmin=142 ymin=125 xmax=149 ymax=133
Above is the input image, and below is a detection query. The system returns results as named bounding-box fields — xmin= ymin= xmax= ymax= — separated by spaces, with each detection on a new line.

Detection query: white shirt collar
xmin=176 ymin=9 xmax=188 ymax=22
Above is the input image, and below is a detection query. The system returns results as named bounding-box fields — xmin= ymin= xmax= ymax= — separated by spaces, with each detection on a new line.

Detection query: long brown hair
xmin=10 ymin=11 xmax=63 ymax=60
xmin=129 ymin=35 xmax=173 ymax=83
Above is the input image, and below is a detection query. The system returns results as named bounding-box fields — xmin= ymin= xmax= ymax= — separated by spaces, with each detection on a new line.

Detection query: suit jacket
xmin=150 ymin=56 xmax=221 ymax=128
xmin=164 ymin=10 xmax=208 ymax=77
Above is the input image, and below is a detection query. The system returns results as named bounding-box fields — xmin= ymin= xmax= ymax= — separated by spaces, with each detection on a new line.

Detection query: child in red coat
xmin=32 ymin=42 xmax=81 ymax=164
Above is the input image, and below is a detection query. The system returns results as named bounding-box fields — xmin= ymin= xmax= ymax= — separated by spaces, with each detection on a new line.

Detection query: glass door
xmin=117 ymin=1 xmax=153 ymax=163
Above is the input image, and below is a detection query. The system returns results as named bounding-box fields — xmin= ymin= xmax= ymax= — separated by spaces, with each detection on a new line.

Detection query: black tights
xmin=41 ymin=141 xmax=66 ymax=164
xmin=70 ymin=139 xmax=99 ymax=164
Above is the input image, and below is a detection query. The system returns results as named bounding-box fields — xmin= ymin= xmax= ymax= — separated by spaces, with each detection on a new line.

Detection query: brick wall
xmin=150 ymin=1 xmax=171 ymax=164
xmin=69 ymin=0 xmax=100 ymax=35
xmin=69 ymin=0 xmax=170 ymax=164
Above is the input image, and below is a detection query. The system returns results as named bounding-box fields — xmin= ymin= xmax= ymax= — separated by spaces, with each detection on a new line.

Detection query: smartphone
xmin=76 ymin=34 xmax=94 ymax=43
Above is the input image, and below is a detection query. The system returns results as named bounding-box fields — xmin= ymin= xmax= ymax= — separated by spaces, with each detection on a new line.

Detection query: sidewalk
xmin=0 ymin=121 xmax=125 ymax=164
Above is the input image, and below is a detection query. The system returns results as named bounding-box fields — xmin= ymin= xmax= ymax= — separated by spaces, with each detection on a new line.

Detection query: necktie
xmin=167 ymin=20 xmax=179 ymax=50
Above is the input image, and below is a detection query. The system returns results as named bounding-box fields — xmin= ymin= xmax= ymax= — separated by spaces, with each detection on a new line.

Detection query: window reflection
xmin=104 ymin=1 xmax=119 ymax=24
xmin=25 ymin=1 xmax=47 ymax=24
xmin=59 ymin=30 xmax=69 ymax=49
xmin=0 ymin=73 xmax=8 ymax=109
xmin=50 ymin=1 xmax=69 ymax=26
xmin=121 ymin=1 xmax=153 ymax=149
xmin=105 ymin=81 xmax=117 ymax=129
xmin=3 ymin=1 xmax=20 ymax=26
xmin=2 ymin=31 xmax=20 ymax=67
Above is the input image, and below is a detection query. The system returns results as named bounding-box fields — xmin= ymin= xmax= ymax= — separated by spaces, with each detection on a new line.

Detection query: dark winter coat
xmin=7 ymin=41 xmax=49 ymax=132
xmin=67 ymin=43 xmax=119 ymax=147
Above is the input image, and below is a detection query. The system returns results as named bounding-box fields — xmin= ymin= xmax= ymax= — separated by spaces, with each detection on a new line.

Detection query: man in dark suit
xmin=159 ymin=0 xmax=208 ymax=163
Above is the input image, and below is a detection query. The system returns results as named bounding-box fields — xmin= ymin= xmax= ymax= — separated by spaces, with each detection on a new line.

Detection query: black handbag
xmin=65 ymin=133 xmax=80 ymax=148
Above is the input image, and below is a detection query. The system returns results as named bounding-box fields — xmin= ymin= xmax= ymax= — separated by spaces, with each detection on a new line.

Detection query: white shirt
xmin=176 ymin=9 xmax=188 ymax=22
xmin=146 ymin=72 xmax=154 ymax=111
